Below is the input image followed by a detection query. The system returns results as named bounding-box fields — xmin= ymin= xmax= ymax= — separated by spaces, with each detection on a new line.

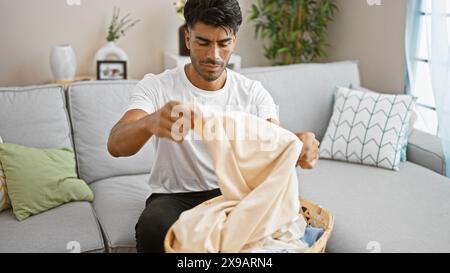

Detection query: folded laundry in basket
xmin=165 ymin=104 xmax=309 ymax=253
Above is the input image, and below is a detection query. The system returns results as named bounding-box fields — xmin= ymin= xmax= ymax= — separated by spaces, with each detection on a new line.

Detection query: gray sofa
xmin=0 ymin=61 xmax=448 ymax=253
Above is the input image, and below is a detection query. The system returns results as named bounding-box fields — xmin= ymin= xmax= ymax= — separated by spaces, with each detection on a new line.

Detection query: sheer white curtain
xmin=406 ymin=0 xmax=450 ymax=177
xmin=429 ymin=0 xmax=450 ymax=177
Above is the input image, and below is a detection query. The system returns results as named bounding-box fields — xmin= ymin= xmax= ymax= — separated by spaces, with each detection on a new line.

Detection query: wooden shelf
xmin=55 ymin=76 xmax=96 ymax=85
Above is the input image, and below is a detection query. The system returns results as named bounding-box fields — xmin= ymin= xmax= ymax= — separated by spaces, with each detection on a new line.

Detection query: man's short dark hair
xmin=184 ymin=0 xmax=243 ymax=34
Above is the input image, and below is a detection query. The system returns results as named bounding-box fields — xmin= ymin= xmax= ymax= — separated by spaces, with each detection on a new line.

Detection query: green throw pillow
xmin=0 ymin=143 xmax=94 ymax=221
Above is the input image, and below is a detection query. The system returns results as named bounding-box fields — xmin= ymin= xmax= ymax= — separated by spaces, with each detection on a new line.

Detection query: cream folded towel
xmin=165 ymin=104 xmax=308 ymax=253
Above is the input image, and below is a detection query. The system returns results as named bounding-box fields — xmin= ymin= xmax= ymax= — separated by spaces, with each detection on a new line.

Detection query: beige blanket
xmin=165 ymin=105 xmax=308 ymax=253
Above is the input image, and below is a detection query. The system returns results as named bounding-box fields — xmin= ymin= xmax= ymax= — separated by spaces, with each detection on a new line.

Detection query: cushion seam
xmin=87 ymin=203 xmax=108 ymax=252
xmin=0 ymin=84 xmax=63 ymax=92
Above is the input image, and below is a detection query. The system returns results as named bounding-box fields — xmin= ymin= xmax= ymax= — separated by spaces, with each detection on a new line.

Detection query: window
xmin=409 ymin=0 xmax=450 ymax=135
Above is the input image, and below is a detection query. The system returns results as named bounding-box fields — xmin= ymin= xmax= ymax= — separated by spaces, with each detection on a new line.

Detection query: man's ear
xmin=185 ymin=28 xmax=191 ymax=50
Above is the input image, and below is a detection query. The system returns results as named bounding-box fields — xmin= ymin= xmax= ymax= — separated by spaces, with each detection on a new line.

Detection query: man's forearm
xmin=108 ymin=115 xmax=154 ymax=158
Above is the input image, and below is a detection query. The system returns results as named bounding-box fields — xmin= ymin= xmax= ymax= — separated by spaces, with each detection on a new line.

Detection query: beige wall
xmin=327 ymin=0 xmax=407 ymax=94
xmin=0 ymin=0 xmax=406 ymax=94
xmin=0 ymin=0 xmax=270 ymax=86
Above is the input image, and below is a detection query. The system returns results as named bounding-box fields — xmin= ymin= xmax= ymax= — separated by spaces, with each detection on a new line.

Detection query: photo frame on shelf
xmin=97 ymin=60 xmax=127 ymax=80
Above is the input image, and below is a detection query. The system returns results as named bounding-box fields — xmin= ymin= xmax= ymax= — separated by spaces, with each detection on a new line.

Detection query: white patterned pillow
xmin=0 ymin=136 xmax=11 ymax=212
xmin=351 ymin=85 xmax=418 ymax=162
xmin=320 ymin=87 xmax=417 ymax=171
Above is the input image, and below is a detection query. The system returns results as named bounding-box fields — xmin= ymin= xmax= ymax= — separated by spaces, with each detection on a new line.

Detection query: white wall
xmin=0 ymin=0 xmax=270 ymax=86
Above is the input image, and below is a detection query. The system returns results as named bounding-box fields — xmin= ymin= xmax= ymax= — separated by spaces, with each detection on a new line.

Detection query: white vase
xmin=95 ymin=42 xmax=128 ymax=61
xmin=50 ymin=44 xmax=77 ymax=81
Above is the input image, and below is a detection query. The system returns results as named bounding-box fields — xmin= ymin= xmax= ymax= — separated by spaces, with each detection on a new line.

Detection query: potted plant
xmin=174 ymin=0 xmax=190 ymax=56
xmin=106 ymin=6 xmax=141 ymax=43
xmin=95 ymin=6 xmax=141 ymax=62
xmin=249 ymin=0 xmax=338 ymax=65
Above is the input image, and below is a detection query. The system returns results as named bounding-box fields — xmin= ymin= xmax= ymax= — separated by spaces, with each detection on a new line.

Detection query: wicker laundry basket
xmin=164 ymin=197 xmax=334 ymax=253
xmin=300 ymin=198 xmax=334 ymax=253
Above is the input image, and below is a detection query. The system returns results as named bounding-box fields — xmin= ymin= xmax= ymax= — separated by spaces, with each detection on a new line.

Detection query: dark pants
xmin=135 ymin=188 xmax=222 ymax=253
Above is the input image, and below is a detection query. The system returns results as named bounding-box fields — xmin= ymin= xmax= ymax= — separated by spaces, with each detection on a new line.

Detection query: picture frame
xmin=97 ymin=60 xmax=127 ymax=80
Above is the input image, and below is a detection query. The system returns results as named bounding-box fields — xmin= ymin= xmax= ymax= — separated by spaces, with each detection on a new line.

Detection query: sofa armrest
xmin=407 ymin=129 xmax=446 ymax=176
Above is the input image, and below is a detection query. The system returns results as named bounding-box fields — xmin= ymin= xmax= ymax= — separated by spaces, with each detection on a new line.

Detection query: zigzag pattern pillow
xmin=320 ymin=87 xmax=416 ymax=171
xmin=0 ymin=136 xmax=11 ymax=212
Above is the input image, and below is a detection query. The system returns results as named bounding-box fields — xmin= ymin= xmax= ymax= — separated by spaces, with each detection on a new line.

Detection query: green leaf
xmin=277 ymin=47 xmax=290 ymax=54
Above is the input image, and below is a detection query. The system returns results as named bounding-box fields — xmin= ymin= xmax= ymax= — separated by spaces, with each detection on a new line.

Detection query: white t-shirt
xmin=127 ymin=66 xmax=279 ymax=194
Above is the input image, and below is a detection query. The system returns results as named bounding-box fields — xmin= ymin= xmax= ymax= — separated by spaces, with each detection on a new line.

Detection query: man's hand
xmin=265 ymin=119 xmax=319 ymax=169
xmin=295 ymin=132 xmax=320 ymax=169
xmin=147 ymin=101 xmax=193 ymax=143
xmin=107 ymin=101 xmax=194 ymax=158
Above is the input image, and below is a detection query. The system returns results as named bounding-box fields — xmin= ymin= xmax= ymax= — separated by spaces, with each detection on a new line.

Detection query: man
xmin=107 ymin=0 xmax=320 ymax=253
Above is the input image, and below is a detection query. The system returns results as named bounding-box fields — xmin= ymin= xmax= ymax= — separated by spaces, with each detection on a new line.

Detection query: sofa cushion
xmin=0 ymin=136 xmax=11 ymax=212
xmin=319 ymin=87 xmax=416 ymax=171
xmin=0 ymin=165 xmax=9 ymax=212
xmin=0 ymin=144 xmax=94 ymax=221
xmin=0 ymin=85 xmax=72 ymax=148
xmin=240 ymin=61 xmax=361 ymax=141
xmin=407 ymin=129 xmax=446 ymax=176
xmin=298 ymin=159 xmax=450 ymax=253
xmin=68 ymin=81 xmax=154 ymax=183
xmin=0 ymin=201 xmax=104 ymax=253
xmin=90 ymin=173 xmax=151 ymax=253
xmin=352 ymin=85 xmax=419 ymax=162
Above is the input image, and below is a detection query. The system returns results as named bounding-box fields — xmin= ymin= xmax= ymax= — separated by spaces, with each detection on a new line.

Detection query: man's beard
xmin=191 ymin=57 xmax=228 ymax=82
